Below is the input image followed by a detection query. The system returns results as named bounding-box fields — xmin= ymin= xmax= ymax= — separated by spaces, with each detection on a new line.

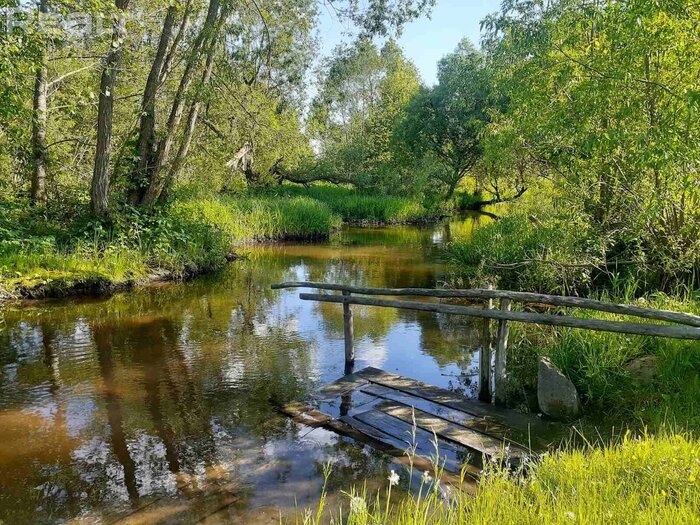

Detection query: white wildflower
xmin=388 ymin=469 xmax=400 ymax=486
xmin=349 ymin=496 xmax=366 ymax=515
xmin=567 ymin=511 xmax=575 ymax=520
xmin=422 ymin=470 xmax=433 ymax=484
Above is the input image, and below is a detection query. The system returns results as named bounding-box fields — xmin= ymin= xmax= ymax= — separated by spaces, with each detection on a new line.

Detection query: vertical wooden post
xmin=494 ymin=299 xmax=511 ymax=406
xmin=478 ymin=295 xmax=494 ymax=402
xmin=343 ymin=290 xmax=354 ymax=368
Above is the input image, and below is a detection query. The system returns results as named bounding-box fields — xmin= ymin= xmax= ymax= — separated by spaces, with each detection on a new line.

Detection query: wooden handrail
xmin=272 ymin=281 xmax=700 ymax=327
xmin=273 ymin=281 xmax=700 ymax=405
xmin=298 ymin=293 xmax=700 ymax=340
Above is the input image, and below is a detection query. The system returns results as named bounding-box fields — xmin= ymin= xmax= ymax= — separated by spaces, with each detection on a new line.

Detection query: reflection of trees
xmin=93 ymin=323 xmax=139 ymax=502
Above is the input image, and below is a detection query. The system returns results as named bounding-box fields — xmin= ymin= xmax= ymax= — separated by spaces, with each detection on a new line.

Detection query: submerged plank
xmin=359 ymin=383 xmax=526 ymax=447
xmin=377 ymin=402 xmax=526 ymax=466
xmin=329 ymin=418 xmax=477 ymax=486
xmin=315 ymin=372 xmax=369 ymax=399
xmin=279 ymin=402 xmax=332 ymax=427
xmin=351 ymin=409 xmax=474 ymax=473
xmin=356 ymin=367 xmax=564 ymax=448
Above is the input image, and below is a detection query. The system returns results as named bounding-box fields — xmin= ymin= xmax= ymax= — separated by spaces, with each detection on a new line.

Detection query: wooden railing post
xmin=494 ymin=299 xmax=512 ymax=406
xmin=343 ymin=290 xmax=354 ymax=368
xmin=478 ymin=295 xmax=494 ymax=403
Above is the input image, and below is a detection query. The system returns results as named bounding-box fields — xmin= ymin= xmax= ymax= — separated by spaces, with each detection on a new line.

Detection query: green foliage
xmin=505 ymin=295 xmax=700 ymax=428
xmin=395 ymin=39 xmax=491 ymax=198
xmin=0 ymin=194 xmax=342 ymax=298
xmin=481 ymin=0 xmax=700 ymax=288
xmin=446 ymin=213 xmax=603 ymax=294
xmin=307 ymin=39 xmax=423 ymax=193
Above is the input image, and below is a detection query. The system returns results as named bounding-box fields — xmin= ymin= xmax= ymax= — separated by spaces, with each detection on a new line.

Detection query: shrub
xmin=445 ymin=214 xmax=603 ymax=294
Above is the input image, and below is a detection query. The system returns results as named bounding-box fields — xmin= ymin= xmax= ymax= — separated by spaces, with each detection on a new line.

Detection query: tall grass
xmin=176 ymin=194 xmax=342 ymax=242
xmin=296 ymin=432 xmax=700 ymax=524
xmin=506 ymin=294 xmax=700 ymax=430
xmin=255 ymin=185 xmax=440 ymax=224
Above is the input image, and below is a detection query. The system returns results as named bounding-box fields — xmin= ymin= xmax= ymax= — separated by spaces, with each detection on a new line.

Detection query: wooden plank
xmin=272 ymin=282 xmax=700 ymax=327
xmin=279 ymin=403 xmax=332 ymax=427
xmin=358 ymin=383 xmax=526 ymax=448
xmin=494 ymin=299 xmax=512 ymax=406
xmin=349 ymin=410 xmax=472 ymax=473
xmin=315 ymin=372 xmax=369 ymax=399
xmin=377 ymin=402 xmax=526 ymax=466
xmin=329 ymin=418 xmax=478 ymax=486
xmin=356 ymin=367 xmax=564 ymax=448
xmin=298 ymin=293 xmax=700 ymax=340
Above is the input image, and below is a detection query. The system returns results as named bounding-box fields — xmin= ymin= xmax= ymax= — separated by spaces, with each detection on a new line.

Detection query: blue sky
xmin=316 ymin=0 xmax=502 ymax=86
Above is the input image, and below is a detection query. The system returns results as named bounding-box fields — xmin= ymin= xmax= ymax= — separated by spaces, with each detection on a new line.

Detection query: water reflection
xmin=0 ymin=214 xmax=490 ymax=523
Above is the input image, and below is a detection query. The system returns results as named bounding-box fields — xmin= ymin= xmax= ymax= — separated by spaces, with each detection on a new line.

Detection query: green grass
xmin=254 ymin=184 xmax=440 ymax=224
xmin=298 ymin=432 xmax=700 ymax=524
xmin=505 ymin=294 xmax=700 ymax=430
xmin=176 ymin=194 xmax=342 ymax=242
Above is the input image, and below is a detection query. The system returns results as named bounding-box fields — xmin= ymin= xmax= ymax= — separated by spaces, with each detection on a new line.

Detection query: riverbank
xmin=0 ymin=189 xmax=437 ymax=301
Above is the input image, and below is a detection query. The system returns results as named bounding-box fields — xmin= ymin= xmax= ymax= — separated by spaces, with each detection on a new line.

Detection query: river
xmin=0 ymin=215 xmax=490 ymax=523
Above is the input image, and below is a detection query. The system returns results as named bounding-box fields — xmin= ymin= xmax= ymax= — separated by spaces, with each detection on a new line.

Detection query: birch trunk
xmin=90 ymin=0 xmax=130 ymax=217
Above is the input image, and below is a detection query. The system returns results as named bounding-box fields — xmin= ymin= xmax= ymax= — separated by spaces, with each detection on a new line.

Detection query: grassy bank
xmin=0 ymin=186 xmax=438 ymax=300
xmin=300 ymin=432 xmax=700 ymax=524
xmin=0 ymin=194 xmax=342 ymax=299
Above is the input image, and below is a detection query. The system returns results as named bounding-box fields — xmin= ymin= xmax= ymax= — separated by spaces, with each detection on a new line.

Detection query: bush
xmin=0 ymin=194 xmax=342 ymax=297
xmin=446 ymin=214 xmax=603 ymax=294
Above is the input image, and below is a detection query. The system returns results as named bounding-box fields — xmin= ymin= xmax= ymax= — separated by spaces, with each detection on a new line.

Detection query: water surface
xmin=0 ymin=216 xmax=489 ymax=523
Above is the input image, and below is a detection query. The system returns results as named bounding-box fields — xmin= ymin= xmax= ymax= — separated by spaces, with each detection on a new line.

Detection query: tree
xmin=305 ymin=39 xmax=421 ymax=190
xmin=91 ymin=0 xmax=131 ymax=217
xmin=395 ymin=39 xmax=491 ymax=199
xmin=30 ymin=0 xmax=49 ymax=205
xmin=482 ymin=0 xmax=700 ymax=284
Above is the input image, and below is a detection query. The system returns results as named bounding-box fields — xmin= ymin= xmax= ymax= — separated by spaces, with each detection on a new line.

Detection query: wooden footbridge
xmin=272 ymin=282 xmax=700 ymax=476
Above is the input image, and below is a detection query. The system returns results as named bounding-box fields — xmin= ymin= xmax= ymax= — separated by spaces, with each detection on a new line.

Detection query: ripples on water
xmin=0 ymin=217 xmax=490 ymax=523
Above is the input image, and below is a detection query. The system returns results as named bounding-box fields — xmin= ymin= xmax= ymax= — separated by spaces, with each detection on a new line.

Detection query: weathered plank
xmin=272 ymin=282 xmax=700 ymax=327
xmin=377 ymin=402 xmax=526 ymax=466
xmin=315 ymin=372 xmax=369 ymax=399
xmin=359 ymin=383 xmax=526 ymax=448
xmin=329 ymin=417 xmax=478 ymax=485
xmin=298 ymin=293 xmax=700 ymax=340
xmin=479 ymin=293 xmax=494 ymax=402
xmin=494 ymin=299 xmax=512 ymax=406
xmin=343 ymin=290 xmax=355 ymax=364
xmin=356 ymin=367 xmax=564 ymax=448
xmin=349 ymin=410 xmax=472 ymax=473
xmin=279 ymin=403 xmax=332 ymax=427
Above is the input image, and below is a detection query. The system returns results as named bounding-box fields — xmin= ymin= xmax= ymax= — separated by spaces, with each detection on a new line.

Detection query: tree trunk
xmin=141 ymin=0 xmax=220 ymax=206
xmin=91 ymin=0 xmax=131 ymax=217
xmin=30 ymin=0 xmax=49 ymax=205
xmin=467 ymin=186 xmax=528 ymax=209
xmin=129 ymin=4 xmax=177 ymax=205
xmin=165 ymin=11 xmax=222 ymax=192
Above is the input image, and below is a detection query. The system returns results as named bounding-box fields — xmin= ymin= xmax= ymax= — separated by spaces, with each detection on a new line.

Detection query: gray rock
xmin=537 ymin=357 xmax=581 ymax=420
xmin=624 ymin=355 xmax=659 ymax=385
